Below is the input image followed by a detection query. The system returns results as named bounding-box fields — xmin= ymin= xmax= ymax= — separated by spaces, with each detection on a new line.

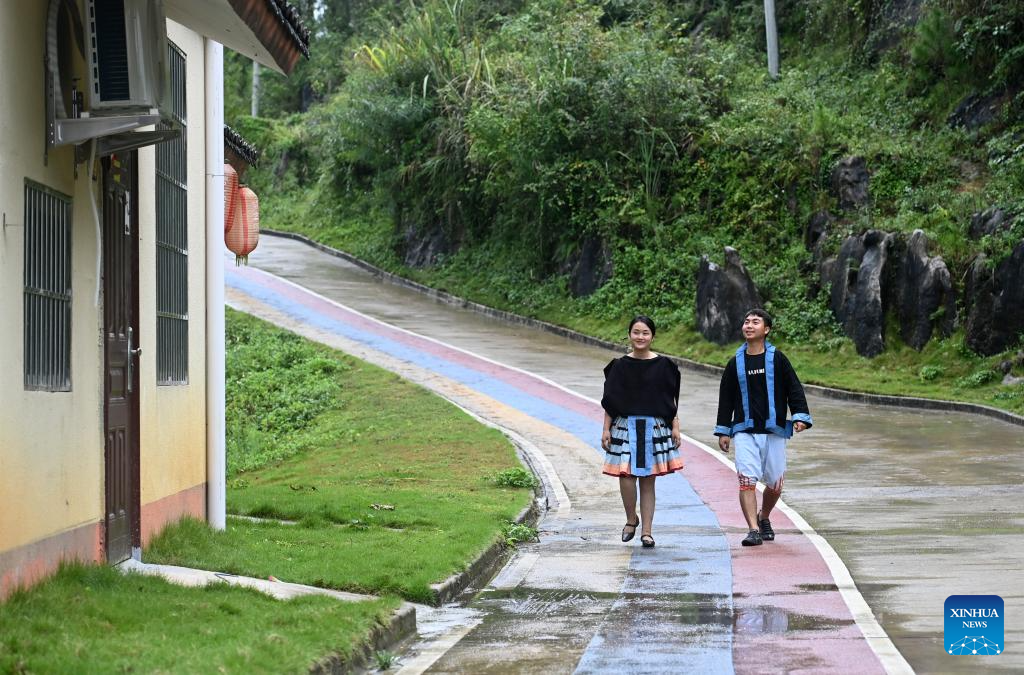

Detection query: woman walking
xmin=601 ymin=315 xmax=683 ymax=548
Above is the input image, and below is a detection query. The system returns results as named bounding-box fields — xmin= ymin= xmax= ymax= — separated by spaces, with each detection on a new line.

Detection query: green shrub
xmin=490 ymin=467 xmax=539 ymax=489
xmin=231 ymin=0 xmax=1022 ymax=369
xmin=374 ymin=650 xmax=398 ymax=670
xmin=918 ymin=364 xmax=945 ymax=382
xmin=955 ymin=368 xmax=998 ymax=389
xmin=908 ymin=8 xmax=964 ymax=96
xmin=993 ymin=384 xmax=1023 ymax=401
xmin=500 ymin=522 xmax=539 ymax=547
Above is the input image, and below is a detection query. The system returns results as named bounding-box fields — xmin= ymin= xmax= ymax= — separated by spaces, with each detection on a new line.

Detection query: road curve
xmin=225 ymin=256 xmax=909 ymax=674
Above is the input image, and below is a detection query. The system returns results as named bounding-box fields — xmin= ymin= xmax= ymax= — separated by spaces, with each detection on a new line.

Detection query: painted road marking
xmin=228 ymin=266 xmax=735 ymax=672
xmin=226 ymin=262 xmax=909 ymax=674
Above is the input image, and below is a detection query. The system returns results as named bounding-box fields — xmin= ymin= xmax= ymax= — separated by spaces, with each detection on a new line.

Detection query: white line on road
xmin=681 ymin=434 xmax=915 ymax=675
xmin=231 ymin=266 xmax=912 ymax=675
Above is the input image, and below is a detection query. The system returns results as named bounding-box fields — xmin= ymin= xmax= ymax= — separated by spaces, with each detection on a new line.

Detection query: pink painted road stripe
xmin=232 ymin=264 xmax=601 ymax=421
xmin=231 ymin=261 xmax=891 ymax=673
xmin=682 ymin=441 xmax=886 ymax=673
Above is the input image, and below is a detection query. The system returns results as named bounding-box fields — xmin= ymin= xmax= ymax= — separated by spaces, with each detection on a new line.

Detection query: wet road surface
xmin=231 ymin=235 xmax=1023 ymax=673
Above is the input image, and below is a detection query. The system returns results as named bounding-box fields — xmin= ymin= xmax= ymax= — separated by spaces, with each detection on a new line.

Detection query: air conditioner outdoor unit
xmin=46 ymin=0 xmax=178 ymax=158
xmin=86 ymin=0 xmax=168 ymax=111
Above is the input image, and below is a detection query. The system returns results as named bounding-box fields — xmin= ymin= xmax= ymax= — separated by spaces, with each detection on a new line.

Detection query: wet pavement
xmin=228 ymin=235 xmax=1023 ymax=673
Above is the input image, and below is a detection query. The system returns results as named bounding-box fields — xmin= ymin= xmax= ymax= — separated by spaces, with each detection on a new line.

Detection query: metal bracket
xmin=3 ymin=212 xmax=22 ymax=231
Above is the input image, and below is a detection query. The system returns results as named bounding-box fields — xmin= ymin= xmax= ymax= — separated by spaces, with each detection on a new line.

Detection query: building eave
xmin=224 ymin=124 xmax=260 ymax=170
xmin=164 ymin=0 xmax=310 ymax=75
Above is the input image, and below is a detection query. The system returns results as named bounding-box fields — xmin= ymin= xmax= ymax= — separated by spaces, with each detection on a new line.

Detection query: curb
xmin=117 ymin=559 xmax=418 ymax=675
xmin=429 ymin=498 xmax=541 ymax=606
xmin=310 ymin=602 xmax=417 ymax=674
xmin=263 ymin=229 xmax=1024 ymax=429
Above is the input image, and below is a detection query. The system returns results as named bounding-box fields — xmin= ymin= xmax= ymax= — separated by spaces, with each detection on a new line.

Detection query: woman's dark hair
xmin=628 ymin=315 xmax=656 ymax=336
xmin=743 ymin=308 xmax=773 ymax=328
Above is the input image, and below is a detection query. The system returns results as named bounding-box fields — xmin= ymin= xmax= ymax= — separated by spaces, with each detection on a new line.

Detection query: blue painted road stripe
xmin=228 ymin=266 xmax=736 ymax=673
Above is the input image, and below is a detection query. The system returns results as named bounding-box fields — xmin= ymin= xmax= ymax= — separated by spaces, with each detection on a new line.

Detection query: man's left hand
xmin=794 ymin=421 xmax=808 ymax=433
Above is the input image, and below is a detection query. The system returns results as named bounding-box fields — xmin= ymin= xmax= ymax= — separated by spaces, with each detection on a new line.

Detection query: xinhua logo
xmin=945 ymin=595 xmax=1003 ymax=656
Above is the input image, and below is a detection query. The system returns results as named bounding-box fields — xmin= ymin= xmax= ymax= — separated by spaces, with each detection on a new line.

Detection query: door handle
xmin=127 ymin=327 xmax=140 ymax=393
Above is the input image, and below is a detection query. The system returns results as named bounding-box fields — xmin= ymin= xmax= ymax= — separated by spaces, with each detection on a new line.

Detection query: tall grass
xmin=226 ymin=309 xmax=347 ymax=474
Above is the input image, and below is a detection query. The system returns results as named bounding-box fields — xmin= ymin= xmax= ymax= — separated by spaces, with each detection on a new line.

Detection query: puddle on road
xmin=734 ymin=605 xmax=855 ymax=633
xmin=473 ymin=587 xmax=851 ymax=634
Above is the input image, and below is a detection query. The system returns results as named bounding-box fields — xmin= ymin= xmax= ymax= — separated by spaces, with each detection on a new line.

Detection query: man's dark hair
xmin=743 ymin=308 xmax=773 ymax=329
xmin=628 ymin=315 xmax=656 ymax=336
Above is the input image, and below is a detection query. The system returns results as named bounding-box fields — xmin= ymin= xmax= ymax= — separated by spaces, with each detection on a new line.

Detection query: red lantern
xmin=225 ymin=187 xmax=259 ymax=265
xmin=223 ymin=163 xmax=239 ymax=233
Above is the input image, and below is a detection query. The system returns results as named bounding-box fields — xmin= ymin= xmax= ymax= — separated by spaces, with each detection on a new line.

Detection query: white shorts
xmin=734 ymin=432 xmax=787 ymax=490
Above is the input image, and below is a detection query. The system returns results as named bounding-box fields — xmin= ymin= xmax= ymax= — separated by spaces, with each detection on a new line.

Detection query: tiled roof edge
xmin=224 ymin=125 xmax=261 ymax=167
xmin=268 ymin=0 xmax=311 ymax=58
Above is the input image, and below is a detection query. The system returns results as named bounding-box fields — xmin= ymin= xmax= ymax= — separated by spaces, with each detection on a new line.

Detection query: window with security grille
xmin=156 ymin=42 xmax=188 ymax=385
xmin=23 ymin=180 xmax=73 ymax=391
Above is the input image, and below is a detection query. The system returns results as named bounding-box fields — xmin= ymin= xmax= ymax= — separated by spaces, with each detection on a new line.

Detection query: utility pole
xmin=251 ymin=61 xmax=261 ymax=116
xmin=764 ymin=0 xmax=779 ymax=79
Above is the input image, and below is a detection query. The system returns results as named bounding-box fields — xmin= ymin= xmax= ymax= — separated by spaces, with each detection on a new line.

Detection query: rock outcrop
xmin=819 ymin=229 xmax=962 ymax=355
xmin=830 ymin=156 xmax=871 ymax=211
xmin=948 ymin=91 xmax=1003 ymax=131
xmin=566 ymin=237 xmax=613 ymax=297
xmin=805 ymin=210 xmax=832 ymax=251
xmin=968 ymin=207 xmax=1013 ymax=240
xmin=893 ymin=230 xmax=956 ymax=349
xmin=965 ymin=240 xmax=1024 ymax=355
xmin=400 ymin=224 xmax=454 ymax=268
xmin=696 ymin=247 xmax=763 ymax=345
xmin=820 ymin=230 xmax=894 ymax=357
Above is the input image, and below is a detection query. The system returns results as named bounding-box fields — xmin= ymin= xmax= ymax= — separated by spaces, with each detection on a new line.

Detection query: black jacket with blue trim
xmin=713 ymin=342 xmax=812 ymax=439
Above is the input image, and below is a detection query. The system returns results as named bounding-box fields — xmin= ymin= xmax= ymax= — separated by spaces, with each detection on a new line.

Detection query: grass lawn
xmin=1 ymin=311 xmax=524 ymax=671
xmin=263 ymin=215 xmax=1024 ymax=417
xmin=146 ymin=310 xmax=532 ymax=605
xmin=0 ymin=564 xmax=396 ymax=674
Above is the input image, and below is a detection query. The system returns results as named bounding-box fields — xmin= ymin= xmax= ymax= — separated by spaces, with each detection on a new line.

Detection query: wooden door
xmin=103 ymin=152 xmax=140 ymax=563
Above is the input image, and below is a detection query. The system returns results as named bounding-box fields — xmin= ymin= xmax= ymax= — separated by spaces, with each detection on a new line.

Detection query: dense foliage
xmin=225 ymin=309 xmax=347 ymax=474
xmin=232 ymin=0 xmax=1023 ymax=350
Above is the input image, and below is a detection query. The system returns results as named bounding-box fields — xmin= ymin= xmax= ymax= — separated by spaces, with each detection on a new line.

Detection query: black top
xmin=742 ymin=352 xmax=769 ymax=434
xmin=601 ymin=355 xmax=681 ymax=420
xmin=715 ymin=348 xmax=811 ymax=435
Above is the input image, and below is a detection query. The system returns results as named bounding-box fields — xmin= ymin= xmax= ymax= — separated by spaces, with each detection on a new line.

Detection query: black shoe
xmin=621 ymin=521 xmax=639 ymax=542
xmin=741 ymin=529 xmax=763 ymax=546
xmin=640 ymin=534 xmax=656 ymax=548
xmin=758 ymin=516 xmax=775 ymax=541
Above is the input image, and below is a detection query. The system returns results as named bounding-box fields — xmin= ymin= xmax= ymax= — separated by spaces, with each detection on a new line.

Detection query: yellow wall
xmin=0 ymin=1 xmax=104 ymax=554
xmin=137 ymin=22 xmax=209 ymax=509
xmin=0 ymin=6 xmax=209 ymax=556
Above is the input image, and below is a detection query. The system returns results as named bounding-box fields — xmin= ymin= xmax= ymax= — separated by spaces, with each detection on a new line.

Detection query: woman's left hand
xmin=671 ymin=419 xmax=681 ymax=448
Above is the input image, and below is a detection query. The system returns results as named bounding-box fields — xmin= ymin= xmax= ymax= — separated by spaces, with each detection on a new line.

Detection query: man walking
xmin=714 ymin=309 xmax=812 ymax=546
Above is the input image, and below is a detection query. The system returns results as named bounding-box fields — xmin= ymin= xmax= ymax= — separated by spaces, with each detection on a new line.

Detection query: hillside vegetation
xmin=230 ymin=0 xmax=1024 ymax=413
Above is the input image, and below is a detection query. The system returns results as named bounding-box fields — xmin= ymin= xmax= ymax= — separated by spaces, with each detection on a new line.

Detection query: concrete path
xmin=119 ymin=558 xmax=378 ymax=603
xmin=243 ymin=235 xmax=1024 ymax=674
xmin=225 ymin=254 xmax=911 ymax=674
